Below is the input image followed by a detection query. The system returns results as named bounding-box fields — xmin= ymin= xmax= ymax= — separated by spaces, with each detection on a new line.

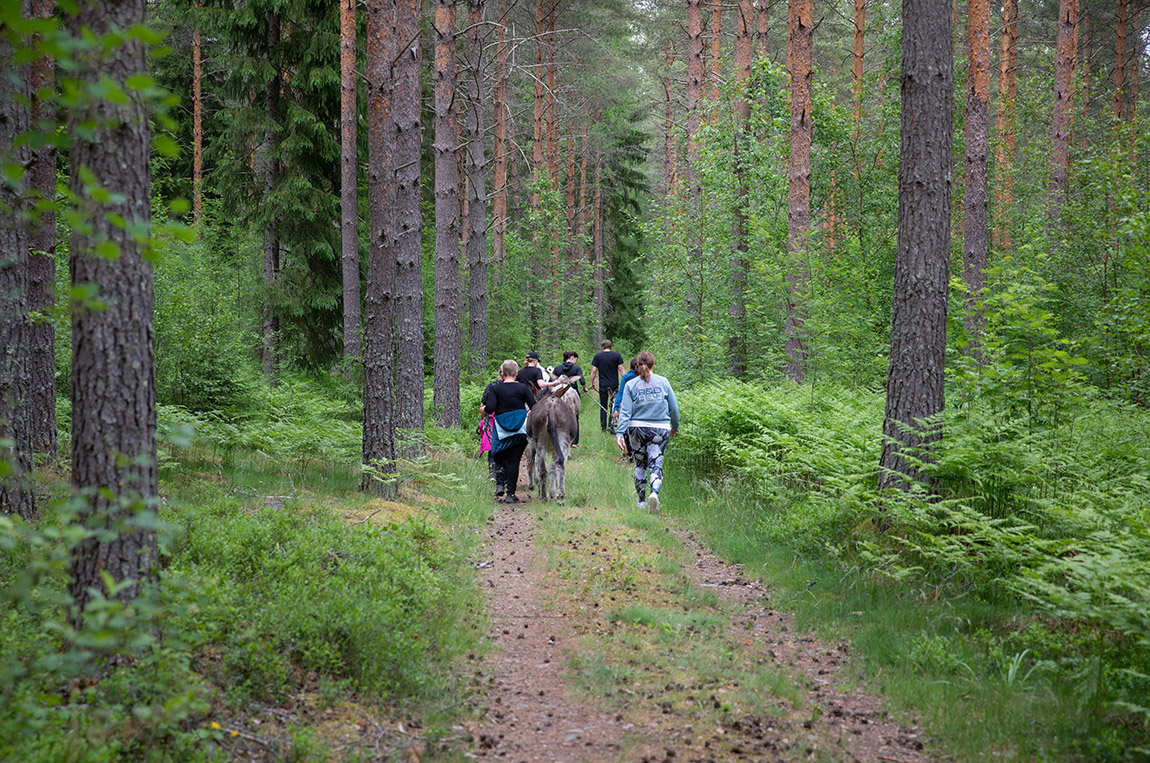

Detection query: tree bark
xmin=362 ymin=0 xmax=398 ymax=497
xmin=492 ymin=0 xmax=509 ymax=269
xmin=593 ymin=155 xmax=604 ymax=344
xmin=192 ymin=0 xmax=203 ymax=224
xmin=993 ymin=0 xmax=1017 ymax=250
xmin=341 ymin=0 xmax=362 ymax=376
xmin=963 ymin=0 xmax=990 ymax=342
xmin=1116 ymin=0 xmax=1128 ymax=122
xmin=756 ymin=0 xmax=769 ymax=61
xmin=1047 ymin=0 xmax=1077 ymax=217
xmin=878 ymin=0 xmax=953 ymax=492
xmin=465 ymin=0 xmax=488 ymax=376
xmin=710 ymin=0 xmax=722 ymax=103
xmin=729 ymin=0 xmax=753 ymax=378
xmin=785 ymin=0 xmax=813 ymax=383
xmin=262 ymin=12 xmax=281 ymax=382
xmin=434 ymin=0 xmax=462 ymax=428
xmin=394 ymin=0 xmax=425 ymax=442
xmin=29 ymin=0 xmax=57 ymax=464
xmin=0 ymin=14 xmax=35 ymax=519
xmin=853 ymin=0 xmax=866 ymax=138
xmin=663 ymin=39 xmax=678 ymax=196
xmin=68 ymin=0 xmax=158 ymax=613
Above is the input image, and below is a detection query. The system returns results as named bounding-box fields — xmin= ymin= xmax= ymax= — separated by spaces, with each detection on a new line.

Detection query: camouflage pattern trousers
xmin=626 ymin=426 xmax=670 ymax=502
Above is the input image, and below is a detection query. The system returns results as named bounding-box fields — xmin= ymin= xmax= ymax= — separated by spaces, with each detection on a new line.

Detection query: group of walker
xmin=478 ymin=340 xmax=679 ymax=512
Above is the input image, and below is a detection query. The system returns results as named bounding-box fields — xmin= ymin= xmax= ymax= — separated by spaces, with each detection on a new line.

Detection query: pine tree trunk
xmin=853 ymin=0 xmax=865 ymax=138
xmin=687 ymin=0 xmax=704 ymax=336
xmin=0 ymin=18 xmax=35 ymax=519
xmin=68 ymin=0 xmax=158 ymax=611
xmin=434 ymin=0 xmax=462 ymax=428
xmin=28 ymin=0 xmax=56 ymax=464
xmin=729 ymin=0 xmax=753 ymax=379
xmin=362 ymin=0 xmax=398 ymax=497
xmin=1047 ymin=0 xmax=1077 ymax=217
xmin=262 ymin=12 xmax=281 ymax=382
xmin=710 ymin=0 xmax=722 ymax=103
xmin=394 ymin=0 xmax=425 ymax=441
xmin=878 ymin=0 xmax=953 ymax=493
xmin=593 ymin=156 xmax=604 ymax=344
xmin=192 ymin=0 xmax=203 ymax=224
xmin=341 ymin=0 xmax=362 ymax=376
xmin=492 ymin=0 xmax=508 ymax=269
xmin=756 ymin=0 xmax=769 ymax=61
xmin=963 ymin=0 xmax=990 ymax=342
xmin=465 ymin=0 xmax=488 ymax=376
xmin=993 ymin=0 xmax=1018 ymax=250
xmin=664 ymin=39 xmax=678 ymax=196
xmin=1116 ymin=0 xmax=1128 ymax=122
xmin=785 ymin=0 xmax=813 ymax=383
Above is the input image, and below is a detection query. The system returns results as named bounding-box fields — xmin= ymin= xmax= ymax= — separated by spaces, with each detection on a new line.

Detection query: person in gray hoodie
xmin=615 ymin=351 xmax=679 ymax=513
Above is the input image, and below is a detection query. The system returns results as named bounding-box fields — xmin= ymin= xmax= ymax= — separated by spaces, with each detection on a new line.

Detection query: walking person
xmin=589 ymin=340 xmax=625 ymax=433
xmin=517 ymin=351 xmax=554 ymax=393
xmin=615 ymin=351 xmax=679 ymax=514
xmin=551 ymin=351 xmax=586 ymax=445
xmin=613 ymin=357 xmax=638 ymax=445
xmin=481 ymin=360 xmax=536 ymax=504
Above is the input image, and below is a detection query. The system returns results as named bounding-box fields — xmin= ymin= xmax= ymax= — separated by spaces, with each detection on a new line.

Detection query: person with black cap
xmin=516 ymin=351 xmax=550 ymax=392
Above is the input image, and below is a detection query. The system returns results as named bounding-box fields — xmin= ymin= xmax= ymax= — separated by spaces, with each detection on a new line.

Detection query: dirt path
xmin=466 ymin=453 xmax=935 ymax=762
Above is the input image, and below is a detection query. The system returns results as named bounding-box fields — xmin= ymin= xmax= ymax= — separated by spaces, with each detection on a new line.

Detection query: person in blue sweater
xmin=615 ymin=351 xmax=679 ymax=513
xmin=611 ymin=357 xmax=638 ymax=436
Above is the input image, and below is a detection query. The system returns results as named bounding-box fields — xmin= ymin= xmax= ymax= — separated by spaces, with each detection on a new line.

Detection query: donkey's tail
xmin=548 ymin=417 xmax=566 ymax=466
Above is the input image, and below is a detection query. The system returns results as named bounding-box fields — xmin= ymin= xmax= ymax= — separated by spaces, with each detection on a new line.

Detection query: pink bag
xmin=479 ymin=414 xmax=494 ymax=453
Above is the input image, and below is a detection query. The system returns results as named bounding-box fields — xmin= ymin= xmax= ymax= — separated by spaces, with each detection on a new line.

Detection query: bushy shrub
xmin=154 ymin=237 xmax=253 ymax=412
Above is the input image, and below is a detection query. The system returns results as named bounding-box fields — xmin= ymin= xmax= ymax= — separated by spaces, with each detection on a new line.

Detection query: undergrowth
xmin=0 ymin=374 xmax=485 ymax=762
xmin=671 ymin=375 xmax=1150 ymax=759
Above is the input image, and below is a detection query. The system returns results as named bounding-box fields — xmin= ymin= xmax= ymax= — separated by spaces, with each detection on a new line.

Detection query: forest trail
xmin=465 ymin=434 xmax=934 ymax=762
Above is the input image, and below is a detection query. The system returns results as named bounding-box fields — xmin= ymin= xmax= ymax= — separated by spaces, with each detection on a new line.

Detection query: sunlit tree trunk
xmin=68 ymin=0 xmax=159 ymax=613
xmin=0 ymin=15 xmax=34 ymax=519
xmin=785 ymin=0 xmax=812 ymax=383
xmin=465 ymin=0 xmax=487 ymax=375
xmin=1047 ymin=0 xmax=1077 ymax=217
xmin=963 ymin=0 xmax=990 ymax=342
xmin=993 ymin=0 xmax=1018 ymax=250
xmin=28 ymin=0 xmax=56 ymax=463
xmin=434 ymin=0 xmax=461 ymax=428
xmin=362 ymin=0 xmax=397 ymax=497
xmin=262 ymin=12 xmax=281 ymax=382
xmin=395 ymin=0 xmax=424 ymax=442
xmin=853 ymin=0 xmax=865 ymax=142
xmin=879 ymin=0 xmax=953 ymax=492
xmin=340 ymin=0 xmax=361 ymax=377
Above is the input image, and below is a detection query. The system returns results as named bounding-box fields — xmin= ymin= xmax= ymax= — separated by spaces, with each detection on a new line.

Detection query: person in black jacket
xmin=481 ymin=359 xmax=536 ymax=503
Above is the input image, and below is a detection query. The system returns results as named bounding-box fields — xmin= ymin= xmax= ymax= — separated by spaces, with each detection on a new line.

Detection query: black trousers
xmin=493 ymin=439 xmax=527 ymax=496
xmin=599 ymin=386 xmax=617 ymax=431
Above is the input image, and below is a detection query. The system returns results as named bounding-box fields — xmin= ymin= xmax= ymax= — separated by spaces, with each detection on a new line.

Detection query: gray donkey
xmin=525 ymin=380 xmax=578 ymax=503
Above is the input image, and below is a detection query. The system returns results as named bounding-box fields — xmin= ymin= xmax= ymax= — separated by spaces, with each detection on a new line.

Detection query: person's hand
xmin=670 ymin=428 xmax=678 ymax=437
xmin=616 ymin=436 xmax=626 ymax=453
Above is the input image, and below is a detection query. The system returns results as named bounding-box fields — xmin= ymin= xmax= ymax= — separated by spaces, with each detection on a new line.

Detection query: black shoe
xmin=504 ymin=495 xmax=521 ymax=504
xmin=495 ymin=486 xmax=506 ymax=497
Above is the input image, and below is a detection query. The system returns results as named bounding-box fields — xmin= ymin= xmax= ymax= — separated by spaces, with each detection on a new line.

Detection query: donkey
xmin=525 ymin=382 xmax=578 ymax=503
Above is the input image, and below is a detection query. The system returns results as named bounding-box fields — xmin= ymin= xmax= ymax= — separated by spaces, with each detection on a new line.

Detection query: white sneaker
xmin=648 ymin=493 xmax=659 ymax=514
xmin=638 ymin=500 xmax=647 ymax=511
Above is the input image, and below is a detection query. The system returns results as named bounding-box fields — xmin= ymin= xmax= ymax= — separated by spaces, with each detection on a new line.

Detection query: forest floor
xmin=457 ymin=434 xmax=935 ymax=762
